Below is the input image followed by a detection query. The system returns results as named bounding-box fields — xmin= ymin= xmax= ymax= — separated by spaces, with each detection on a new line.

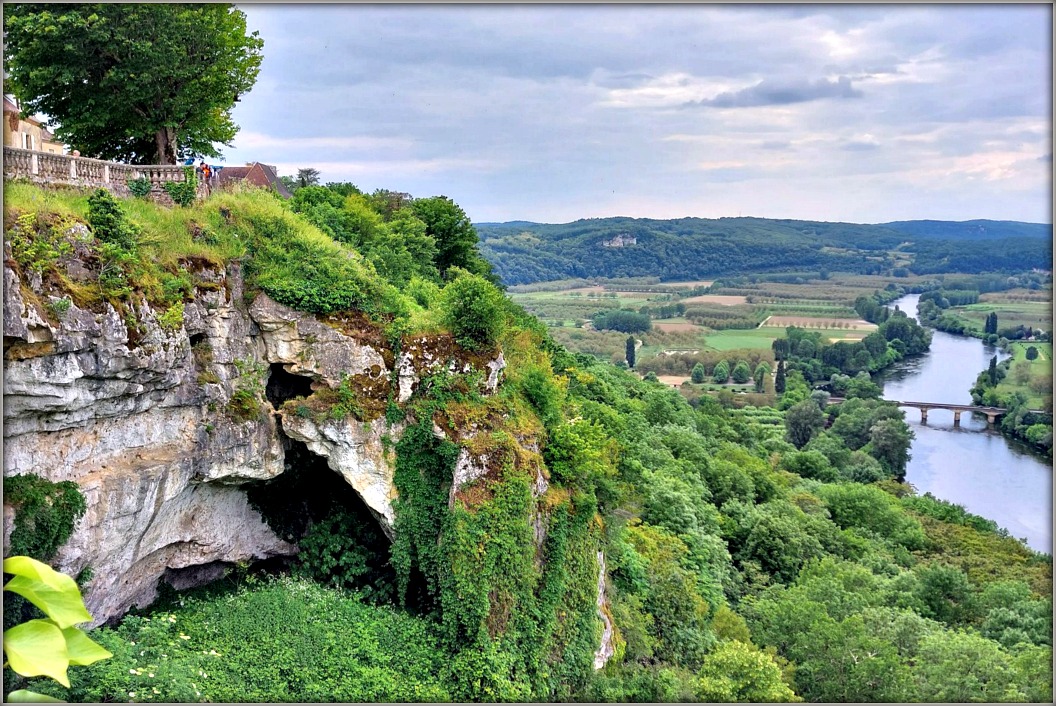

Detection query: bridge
xmin=894 ymin=401 xmax=1008 ymax=425
xmin=826 ymin=397 xmax=1048 ymax=426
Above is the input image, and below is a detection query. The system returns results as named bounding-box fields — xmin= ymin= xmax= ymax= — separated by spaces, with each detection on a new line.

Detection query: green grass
xmin=994 ymin=342 xmax=1053 ymax=409
xmin=957 ymin=301 xmax=1052 ymax=332
xmin=703 ymin=327 xmax=861 ymax=351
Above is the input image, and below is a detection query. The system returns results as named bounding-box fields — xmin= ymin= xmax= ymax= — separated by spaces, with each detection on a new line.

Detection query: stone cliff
xmin=2 ymin=258 xmax=505 ymax=625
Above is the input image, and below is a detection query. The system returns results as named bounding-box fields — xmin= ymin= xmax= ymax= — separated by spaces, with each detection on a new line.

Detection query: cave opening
xmin=245 ymin=439 xmax=400 ymax=604
xmin=188 ymin=332 xmax=206 ymax=347
xmin=265 ymin=363 xmax=314 ymax=409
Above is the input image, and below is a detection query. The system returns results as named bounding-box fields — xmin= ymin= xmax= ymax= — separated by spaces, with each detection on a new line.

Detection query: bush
xmin=87 ymin=189 xmax=140 ymax=252
xmin=162 ymin=167 xmax=198 ymax=207
xmin=440 ymin=269 xmax=506 ymax=350
xmin=3 ymin=474 xmax=87 ymax=560
xmin=40 ymin=577 xmax=452 ymax=703
xmin=126 ymin=177 xmax=152 ymax=199
xmin=157 ymin=302 xmax=184 ymax=331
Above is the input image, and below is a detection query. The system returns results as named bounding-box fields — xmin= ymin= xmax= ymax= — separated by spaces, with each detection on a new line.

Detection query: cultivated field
xmin=657 ymin=375 xmax=691 ymax=388
xmin=653 ymin=320 xmax=705 ymax=332
xmin=682 ymin=294 xmax=748 ymax=306
xmin=760 ymin=315 xmax=877 ymax=330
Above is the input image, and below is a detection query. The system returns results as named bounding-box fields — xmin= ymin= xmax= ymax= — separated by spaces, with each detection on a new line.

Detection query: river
xmin=875 ymin=294 xmax=1052 ymax=554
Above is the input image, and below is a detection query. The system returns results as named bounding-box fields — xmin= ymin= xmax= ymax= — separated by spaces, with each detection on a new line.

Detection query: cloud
xmin=686 ymin=76 xmax=863 ymax=108
xmin=841 ymin=135 xmax=881 ymax=151
xmin=217 ymin=5 xmax=1049 ymax=224
xmin=232 ymin=131 xmax=414 ymax=153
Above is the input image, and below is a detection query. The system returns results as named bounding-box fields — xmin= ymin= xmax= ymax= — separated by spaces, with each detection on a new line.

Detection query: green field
xmin=957 ymin=300 xmax=1052 ymax=333
xmin=702 ymin=327 xmax=864 ymax=351
xmin=994 ymin=341 xmax=1053 ymax=409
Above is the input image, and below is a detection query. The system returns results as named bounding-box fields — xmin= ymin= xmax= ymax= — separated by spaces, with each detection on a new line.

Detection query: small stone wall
xmin=3 ymin=146 xmax=210 ymax=204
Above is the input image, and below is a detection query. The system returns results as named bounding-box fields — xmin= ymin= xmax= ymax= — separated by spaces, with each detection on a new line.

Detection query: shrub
xmin=5 ymin=212 xmax=75 ymax=275
xmin=157 ymin=302 xmax=184 ymax=331
xmin=126 ymin=177 xmax=152 ymax=199
xmin=3 ymin=474 xmax=87 ymax=560
xmin=47 ymin=296 xmax=72 ymax=319
xmin=226 ymin=359 xmax=266 ymax=421
xmin=87 ymin=189 xmax=140 ymax=251
xmin=36 ymin=578 xmax=452 ymax=703
xmin=440 ymin=269 xmax=506 ymax=350
xmin=162 ymin=167 xmax=198 ymax=207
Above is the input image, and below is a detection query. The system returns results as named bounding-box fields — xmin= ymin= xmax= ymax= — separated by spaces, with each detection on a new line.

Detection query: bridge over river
xmin=828 ymin=397 xmax=1050 ymax=426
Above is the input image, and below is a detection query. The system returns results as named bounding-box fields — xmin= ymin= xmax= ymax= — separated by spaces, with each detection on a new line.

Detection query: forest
xmin=3 ymin=180 xmax=1051 ymax=703
xmin=476 ymin=216 xmax=1053 ymax=286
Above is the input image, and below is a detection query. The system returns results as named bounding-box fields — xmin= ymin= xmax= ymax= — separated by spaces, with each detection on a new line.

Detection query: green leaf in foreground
xmin=3 ymin=619 xmax=70 ymax=687
xmin=5 ymin=689 xmax=65 ymax=702
xmin=3 ymin=556 xmax=93 ymax=629
xmin=61 ymin=626 xmax=112 ymax=667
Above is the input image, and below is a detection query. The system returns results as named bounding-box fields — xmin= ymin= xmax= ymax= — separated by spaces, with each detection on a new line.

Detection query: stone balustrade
xmin=3 ymin=146 xmax=208 ymax=203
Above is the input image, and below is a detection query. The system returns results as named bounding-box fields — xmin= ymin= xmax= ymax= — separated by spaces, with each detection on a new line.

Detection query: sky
xmin=217 ymin=3 xmax=1053 ymax=225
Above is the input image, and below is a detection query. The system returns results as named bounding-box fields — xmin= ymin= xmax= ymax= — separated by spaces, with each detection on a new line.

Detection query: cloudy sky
xmin=219 ymin=4 xmax=1052 ymax=225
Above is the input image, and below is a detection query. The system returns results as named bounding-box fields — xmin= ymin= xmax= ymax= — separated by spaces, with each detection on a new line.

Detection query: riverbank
xmin=879 ymin=294 xmax=1051 ymax=553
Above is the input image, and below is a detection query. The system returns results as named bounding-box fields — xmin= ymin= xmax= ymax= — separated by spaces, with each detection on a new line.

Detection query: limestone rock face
xmin=279 ymin=412 xmax=401 ymax=532
xmin=3 ymin=262 xmax=292 ymax=625
xmin=593 ymin=550 xmax=615 ymax=670
xmin=3 ymin=256 xmax=511 ymax=626
xmin=249 ymin=293 xmax=388 ymax=386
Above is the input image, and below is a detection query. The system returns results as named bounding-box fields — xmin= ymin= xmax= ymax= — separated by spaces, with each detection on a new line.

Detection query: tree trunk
xmin=154 ymin=126 xmax=177 ymax=164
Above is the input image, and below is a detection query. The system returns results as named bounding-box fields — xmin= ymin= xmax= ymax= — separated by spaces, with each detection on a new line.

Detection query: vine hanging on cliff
xmin=3 ymin=474 xmax=87 ymax=561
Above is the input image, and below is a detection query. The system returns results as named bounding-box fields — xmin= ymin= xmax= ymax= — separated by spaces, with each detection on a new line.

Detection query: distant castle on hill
xmin=601 ymin=234 xmax=637 ymax=247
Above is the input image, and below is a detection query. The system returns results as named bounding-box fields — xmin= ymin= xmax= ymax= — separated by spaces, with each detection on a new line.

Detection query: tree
xmin=864 ymin=418 xmax=913 ymax=476
xmin=987 ymin=355 xmax=999 ymax=386
xmin=775 ymin=360 xmax=787 ymax=394
xmin=753 ymin=362 xmax=771 ymax=393
xmin=1026 ymin=346 xmax=1039 ymax=361
xmin=695 ymin=640 xmax=797 ymax=702
xmin=296 ymin=168 xmax=321 ymax=188
xmin=785 ymin=399 xmax=825 ymax=449
xmin=4 ymin=4 xmax=263 ymax=164
xmin=772 ymin=338 xmax=790 ymax=361
xmin=985 ymin=312 xmax=999 ymax=335
xmin=713 ymin=360 xmax=730 ymax=384
xmin=440 ymin=269 xmax=506 ymax=350
xmin=691 ymin=362 xmax=706 ymax=384
xmin=731 ymin=360 xmax=752 ymax=384
xmin=626 ymin=336 xmax=637 ymax=369
xmin=411 ymin=196 xmax=491 ymax=279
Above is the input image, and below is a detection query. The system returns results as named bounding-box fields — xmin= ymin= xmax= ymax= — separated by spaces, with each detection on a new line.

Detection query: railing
xmin=3 ymin=146 xmax=206 ymax=201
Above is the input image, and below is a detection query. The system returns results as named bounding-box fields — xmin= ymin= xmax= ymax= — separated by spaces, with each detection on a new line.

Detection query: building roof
xmin=216 ymin=162 xmax=292 ymax=198
xmin=4 ymin=95 xmax=57 ymax=140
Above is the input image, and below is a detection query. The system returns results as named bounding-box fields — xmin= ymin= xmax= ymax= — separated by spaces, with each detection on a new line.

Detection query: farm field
xmin=656 ymin=374 xmax=691 ymax=388
xmin=652 ymin=319 xmax=705 ymax=332
xmin=958 ymin=300 xmax=1051 ymax=332
xmin=994 ymin=341 xmax=1053 ymax=410
xmin=702 ymin=327 xmax=867 ymax=351
xmin=682 ymin=294 xmax=748 ymax=305
xmin=760 ymin=315 xmax=877 ymax=331
xmin=511 ymin=273 xmax=1048 ymax=369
